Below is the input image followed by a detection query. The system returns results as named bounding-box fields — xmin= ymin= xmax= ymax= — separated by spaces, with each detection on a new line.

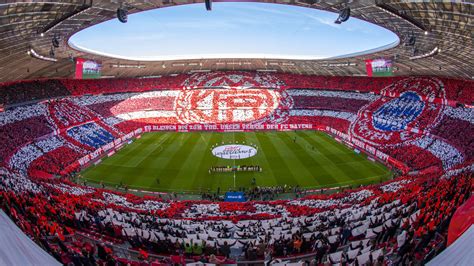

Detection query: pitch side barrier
xmin=325 ymin=126 xmax=409 ymax=174
xmin=74 ymin=123 xmax=409 ymax=177
xmin=144 ymin=123 xmax=314 ymax=132
xmin=74 ymin=128 xmax=143 ymax=172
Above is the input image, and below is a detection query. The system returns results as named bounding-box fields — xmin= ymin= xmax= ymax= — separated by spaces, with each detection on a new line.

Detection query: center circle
xmin=212 ymin=144 xmax=257 ymax=159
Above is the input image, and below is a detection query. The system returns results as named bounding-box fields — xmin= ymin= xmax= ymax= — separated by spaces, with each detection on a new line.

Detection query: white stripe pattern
xmin=289 ymin=109 xmax=357 ymax=122
xmin=287 ymin=89 xmax=379 ymax=101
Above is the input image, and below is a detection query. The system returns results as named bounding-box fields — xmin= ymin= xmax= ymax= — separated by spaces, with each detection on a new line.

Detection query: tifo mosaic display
xmin=0 ymin=74 xmax=472 ymax=178
xmin=0 ymin=72 xmax=472 ymax=265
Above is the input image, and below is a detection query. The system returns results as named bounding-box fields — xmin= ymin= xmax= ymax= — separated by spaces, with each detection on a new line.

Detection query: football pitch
xmin=81 ymin=131 xmax=391 ymax=193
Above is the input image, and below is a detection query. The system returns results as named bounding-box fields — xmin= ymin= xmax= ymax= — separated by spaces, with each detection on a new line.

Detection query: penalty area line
xmin=128 ymin=134 xmax=169 ymax=167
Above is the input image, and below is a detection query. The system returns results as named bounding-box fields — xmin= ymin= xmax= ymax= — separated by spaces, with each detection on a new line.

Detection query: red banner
xmin=143 ymin=123 xmax=313 ymax=133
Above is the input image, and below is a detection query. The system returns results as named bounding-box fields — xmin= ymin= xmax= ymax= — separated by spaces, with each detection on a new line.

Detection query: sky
xmin=69 ymin=3 xmax=399 ymax=61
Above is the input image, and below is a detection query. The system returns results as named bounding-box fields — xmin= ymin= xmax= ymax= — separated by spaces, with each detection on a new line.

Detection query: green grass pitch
xmin=81 ymin=131 xmax=391 ymax=193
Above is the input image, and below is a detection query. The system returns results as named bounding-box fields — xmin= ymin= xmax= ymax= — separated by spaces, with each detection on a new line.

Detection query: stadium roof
xmin=0 ymin=0 xmax=472 ymax=82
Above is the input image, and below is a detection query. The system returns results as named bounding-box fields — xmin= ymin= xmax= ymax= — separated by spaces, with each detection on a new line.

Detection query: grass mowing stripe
xmin=280 ymin=131 xmax=338 ymax=186
xmin=168 ymin=132 xmax=214 ymax=191
xmin=81 ymin=131 xmax=391 ymax=193
xmin=128 ymin=133 xmax=172 ymax=167
xmin=122 ymin=132 xmax=179 ymax=189
xmin=271 ymin=131 xmax=323 ymax=187
xmin=256 ymin=132 xmax=299 ymax=186
xmin=192 ymin=132 xmax=224 ymax=192
xmin=304 ymin=133 xmax=348 ymax=164
xmin=81 ymin=135 xmax=168 ymax=184
xmin=138 ymin=132 xmax=182 ymax=167
xmin=300 ymin=131 xmax=390 ymax=185
xmin=289 ymin=131 xmax=354 ymax=186
xmin=293 ymin=132 xmax=349 ymax=169
xmin=299 ymin=131 xmax=367 ymax=181
xmin=244 ymin=132 xmax=280 ymax=187
xmin=101 ymin=141 xmax=145 ymax=167
xmin=314 ymin=132 xmax=391 ymax=182
xmin=124 ymin=132 xmax=185 ymax=190
xmin=157 ymin=133 xmax=201 ymax=190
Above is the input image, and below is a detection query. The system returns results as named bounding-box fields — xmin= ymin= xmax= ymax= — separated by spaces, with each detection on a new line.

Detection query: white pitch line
xmin=129 ymin=133 xmax=170 ymax=167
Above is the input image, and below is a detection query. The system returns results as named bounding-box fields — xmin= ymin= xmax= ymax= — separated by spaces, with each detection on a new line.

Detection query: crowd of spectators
xmin=0 ymin=82 xmax=472 ymax=177
xmin=182 ymin=71 xmax=286 ymax=88
xmin=288 ymin=89 xmax=376 ymax=113
xmin=201 ymin=185 xmax=293 ymax=201
xmin=388 ymin=146 xmax=443 ymax=172
xmin=278 ymin=74 xmax=473 ymax=105
xmin=278 ymin=74 xmax=400 ymax=94
xmin=0 ymin=166 xmax=470 ymax=264
xmin=432 ymin=114 xmax=474 ymax=160
xmin=411 ymin=136 xmax=464 ymax=170
xmin=433 ymin=77 xmax=474 ymax=105
xmin=245 ymin=186 xmax=292 ymax=201
xmin=66 ymin=122 xmax=116 ymax=149
xmin=61 ymin=75 xmax=188 ymax=96
xmin=73 ymin=91 xmax=178 ymax=119
xmin=0 ymin=73 xmax=472 ymax=264
xmin=47 ymin=99 xmax=99 ymax=129
xmin=28 ymin=146 xmax=85 ymax=177
xmin=1 ymin=72 xmax=472 ymax=107
xmin=0 ymin=79 xmax=70 ymax=106
xmin=0 ymin=116 xmax=53 ymax=165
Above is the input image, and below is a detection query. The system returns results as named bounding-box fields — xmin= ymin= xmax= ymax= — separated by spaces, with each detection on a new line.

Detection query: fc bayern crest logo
xmin=174 ymin=88 xmax=293 ymax=124
xmin=349 ymin=77 xmax=446 ymax=147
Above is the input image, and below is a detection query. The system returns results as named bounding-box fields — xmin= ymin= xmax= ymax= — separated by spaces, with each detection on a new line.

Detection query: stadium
xmin=0 ymin=0 xmax=472 ymax=265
